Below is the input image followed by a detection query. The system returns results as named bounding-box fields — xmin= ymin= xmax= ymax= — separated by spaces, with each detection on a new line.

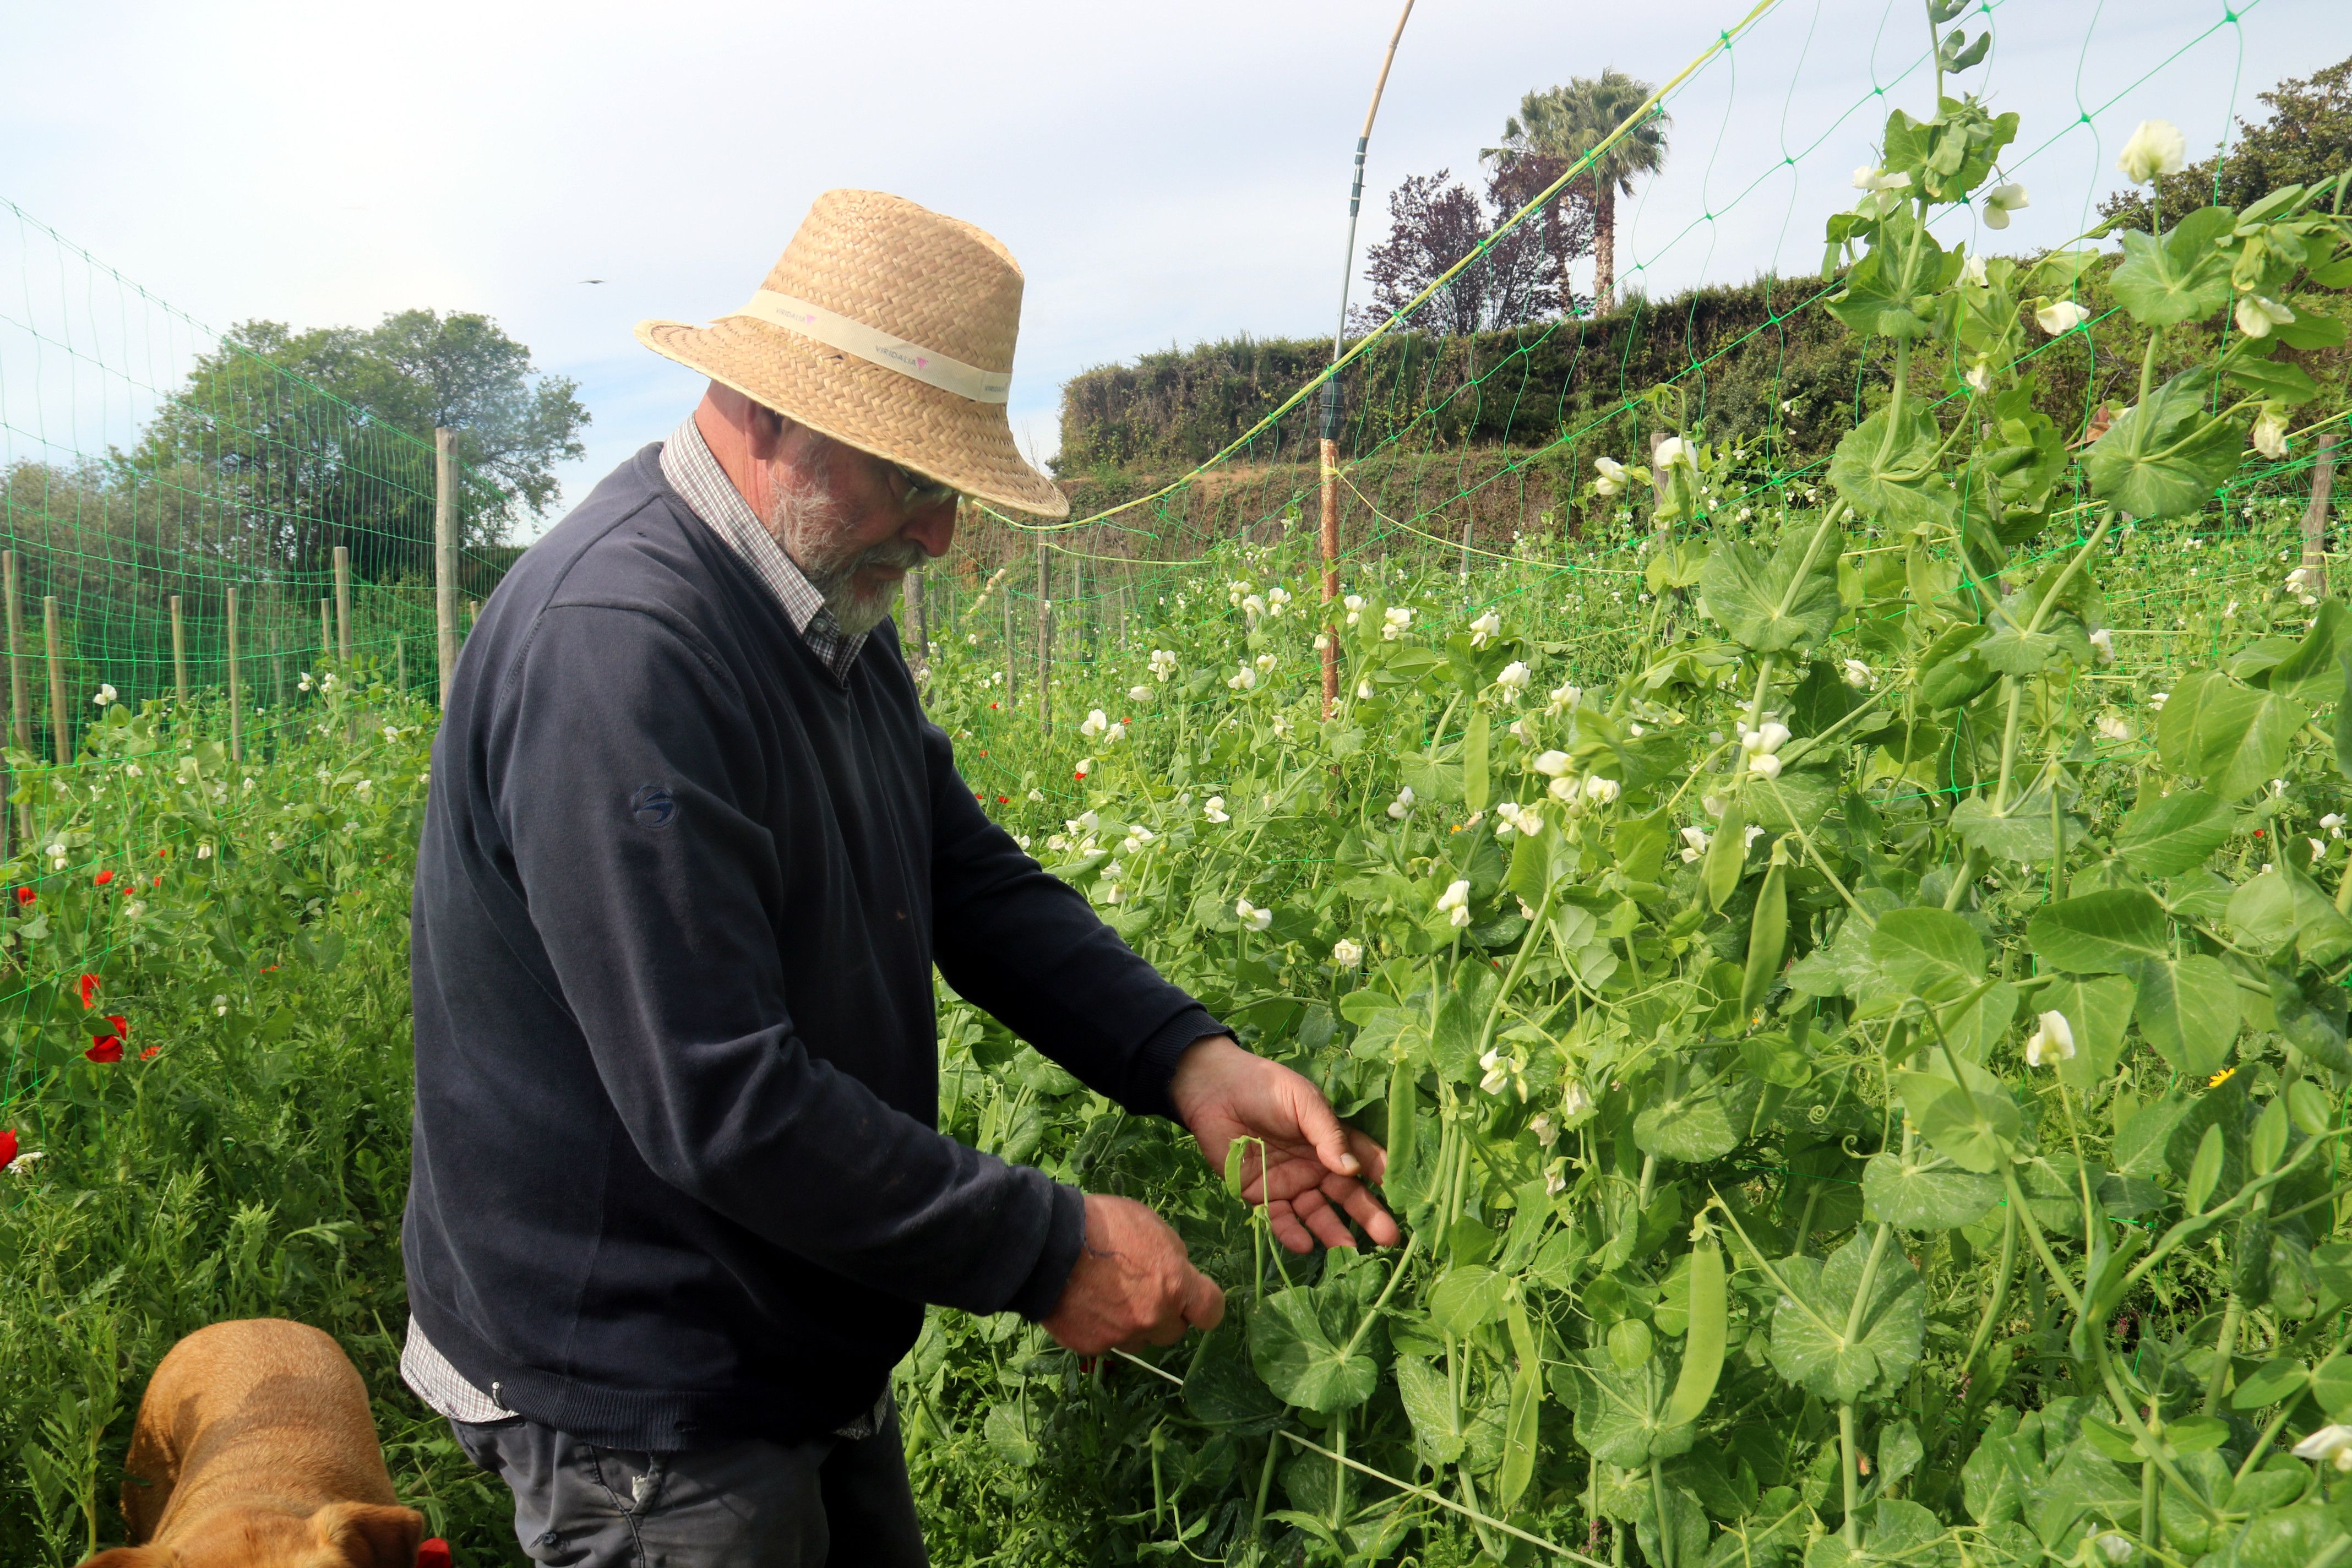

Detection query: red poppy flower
xmin=2254 ymin=829 xmax=2267 ymax=837
xmin=106 ymin=1015 xmax=128 ymax=1037
xmin=85 ymin=1036 xmax=123 ymax=1064
xmin=151 ymin=875 xmax=162 ymax=888
xmin=996 ymin=796 xmax=1009 ymax=804
xmin=418 ymin=1540 xmax=453 ymax=1568
xmin=1074 ymin=770 xmax=1086 ymax=781
xmin=989 ymin=703 xmax=999 ymax=710
xmin=140 ymin=1044 xmax=161 ymax=1060
xmin=12 ymin=887 xmax=30 ymax=906
xmin=0 ymin=1129 xmax=16 ymax=1171
xmin=77 ymin=973 xmax=99 ymax=1009
xmin=94 ymin=869 xmax=113 ymax=886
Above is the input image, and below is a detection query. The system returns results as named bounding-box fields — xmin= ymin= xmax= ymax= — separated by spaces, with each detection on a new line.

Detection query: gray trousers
xmin=452 ymin=1405 xmax=929 ymax=1567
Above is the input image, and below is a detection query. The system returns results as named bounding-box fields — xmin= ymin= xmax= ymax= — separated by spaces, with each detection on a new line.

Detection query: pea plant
xmin=905 ymin=56 xmax=2352 ymax=1568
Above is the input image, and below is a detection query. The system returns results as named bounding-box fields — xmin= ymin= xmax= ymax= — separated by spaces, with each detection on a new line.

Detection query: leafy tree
xmin=2097 ymin=53 xmax=2352 ymax=225
xmin=1490 ymin=69 xmax=1671 ymax=315
xmin=1352 ymin=165 xmax=1588 ymax=337
xmin=133 ymin=310 xmax=586 ymax=580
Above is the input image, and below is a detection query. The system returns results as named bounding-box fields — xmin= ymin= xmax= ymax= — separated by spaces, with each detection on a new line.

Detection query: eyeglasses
xmin=880 ymin=456 xmax=960 ymax=512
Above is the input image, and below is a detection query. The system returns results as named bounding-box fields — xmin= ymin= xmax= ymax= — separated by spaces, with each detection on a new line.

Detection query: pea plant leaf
xmin=1699 ymin=520 xmax=1846 ymax=654
xmin=2039 ymin=972 xmax=2139 ymax=1093
xmin=1764 ymin=1234 xmax=1927 ymax=1403
xmin=1869 ymin=907 xmax=1985 ymax=998
xmin=2114 ymin=789 xmax=2230 ymax=876
xmin=1829 ymin=405 xmax=1957 ymax=533
xmin=2027 ymin=889 xmax=2170 ymax=974
xmin=2132 ymin=954 xmax=2242 ymax=1077
xmin=2079 ymin=369 xmax=2249 ymax=519
xmin=1248 ymin=1283 xmax=1378 ymax=1412
xmin=1863 ymin=1146 xmax=2002 ymax=1229
xmin=2108 ymin=207 xmax=2236 ymax=326
xmin=1563 ymin=1349 xmax=1697 ymax=1468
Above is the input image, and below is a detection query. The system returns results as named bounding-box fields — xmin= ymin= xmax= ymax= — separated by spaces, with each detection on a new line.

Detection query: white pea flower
xmin=1080 ymin=709 xmax=1109 ymax=740
xmin=297 ymin=672 xmax=314 ymax=692
xmin=1313 ymin=633 xmax=1331 ymax=653
xmin=1356 ymin=679 xmax=1375 ymax=700
xmin=1496 ymin=661 xmax=1530 ymax=694
xmin=1980 ymin=182 xmax=2029 ymax=228
xmin=1027 ymin=788 xmax=1046 ymax=803
xmin=1227 ymin=580 xmax=1251 ymax=607
xmin=1227 ymin=663 xmax=1257 ymax=692
xmin=354 ymin=778 xmax=373 ymax=798
xmin=1267 ymin=586 xmax=1292 ymax=616
xmin=2023 ymin=1010 xmax=2076 ymax=1066
xmin=2091 ymin=1533 xmax=2134 ymax=1565
xmin=1851 ymin=164 xmax=1912 ymax=193
xmin=2253 ymin=405 xmax=2292 ymax=460
xmin=1381 ymin=606 xmax=1414 ymax=640
xmin=1099 ymin=883 xmax=1124 ymax=905
xmin=213 ymin=994 xmax=229 ymax=1016
xmin=1841 ymin=658 xmax=1874 ymax=689
xmin=2288 ymin=564 xmax=2321 ymax=602
xmin=2097 ymin=715 xmax=2133 ymax=743
xmin=1959 ymin=254 xmax=1989 ymax=286
xmin=1533 ymin=749 xmax=1574 ymax=778
xmin=1743 ymin=722 xmax=1791 ymax=756
xmin=1204 ymin=796 xmax=1231 ymax=824
xmin=2035 ymin=300 xmax=2092 ymax=334
xmin=1530 ymin=1112 xmax=1558 ymax=1148
xmin=1254 ymin=652 xmax=1277 ymax=674
xmin=1234 ymin=897 xmax=1273 ymax=933
xmin=196 ymin=842 xmax=213 ymax=859
xmin=2117 ymin=118 xmax=2187 ymax=183
xmin=1749 ymin=752 xmax=1784 ymax=781
xmin=2312 ymin=837 xmax=2329 ymax=861
xmin=2236 ymin=294 xmax=2296 ymax=340
xmin=1547 ymin=682 xmax=1582 ymax=715
xmin=1560 ymin=1080 xmax=1593 ymax=1118
xmin=1964 ymin=360 xmax=1994 ymax=394
xmin=92 ymin=684 xmax=117 ymax=707
xmin=1014 ymin=834 xmax=1032 ymax=852
xmin=1547 ymin=775 xmax=1578 ymax=802
xmin=1582 ymin=775 xmax=1620 ymax=805
xmin=1468 ymin=610 xmax=1502 ymax=647
xmin=1128 ymin=684 xmax=1152 ymax=701
xmin=1344 ymin=594 xmax=1365 ymax=627
xmin=1073 ymin=757 xmax=1094 ymax=779
xmin=1241 ymin=593 xmax=1267 ymax=620
xmin=321 ymin=673 xmax=338 ymax=693
xmin=1148 ymin=649 xmax=1178 ymax=680
xmin=124 ymin=901 xmax=145 ymax=919
xmin=1679 ymin=825 xmax=1711 ymax=864
xmin=1386 ymin=785 xmax=1416 ymax=821
xmin=2148 ymin=690 xmax=2170 ymax=711
xmin=1594 ymin=456 xmax=1629 ymax=497
xmin=2223 ymin=600 xmax=2240 ymax=619
xmin=1496 ymin=802 xmax=1545 ymax=837
xmin=2323 ymin=814 xmax=2345 ymax=837
xmin=1332 ymin=938 xmax=1364 ymax=969
xmin=2292 ymin=1424 xmax=2352 ymax=1471
xmin=2088 ymin=627 xmax=2116 ymax=663
xmin=1434 ymin=879 xmax=1472 ymax=925
xmin=1653 ymin=435 xmax=1694 ymax=470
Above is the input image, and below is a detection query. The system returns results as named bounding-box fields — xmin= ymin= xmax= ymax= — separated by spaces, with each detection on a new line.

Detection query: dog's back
xmin=78 ymin=1318 xmax=420 ymax=1568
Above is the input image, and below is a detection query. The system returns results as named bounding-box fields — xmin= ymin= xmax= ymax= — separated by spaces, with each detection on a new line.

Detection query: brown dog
xmin=77 ymin=1318 xmax=422 ymax=1568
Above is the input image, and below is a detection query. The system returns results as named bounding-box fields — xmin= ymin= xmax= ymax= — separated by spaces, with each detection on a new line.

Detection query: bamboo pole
xmin=319 ymin=598 xmax=333 ymax=664
xmin=3 ymin=552 xmax=26 ymax=755
xmin=226 ymin=587 xmax=242 ymax=763
xmin=395 ymin=634 xmax=406 ymax=694
xmin=1321 ymin=437 xmax=1340 ymax=718
xmin=170 ymin=595 xmax=188 ymax=707
xmin=42 ymin=596 xmax=66 ymax=767
xmin=435 ymin=427 xmax=460 ymax=707
xmin=1003 ymin=581 xmax=1015 ymax=700
xmin=2303 ymin=431 xmax=2339 ymax=599
xmin=1036 ymin=547 xmax=1051 ymax=738
xmin=333 ymin=545 xmax=352 ymax=663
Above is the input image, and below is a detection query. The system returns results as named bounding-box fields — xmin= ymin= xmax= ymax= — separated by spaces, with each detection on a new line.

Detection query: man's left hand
xmin=1168 ymin=1036 xmax=1401 ymax=1254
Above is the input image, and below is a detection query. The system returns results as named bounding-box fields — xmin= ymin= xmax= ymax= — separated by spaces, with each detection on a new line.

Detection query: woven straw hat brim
xmin=636 ymin=315 xmax=1069 ymax=520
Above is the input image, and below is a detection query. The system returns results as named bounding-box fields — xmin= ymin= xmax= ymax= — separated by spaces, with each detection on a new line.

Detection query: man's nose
xmin=901 ymin=499 xmax=958 ymax=559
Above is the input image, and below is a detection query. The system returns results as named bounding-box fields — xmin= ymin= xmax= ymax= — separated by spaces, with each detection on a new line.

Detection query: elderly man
xmin=400 ymin=190 xmax=1395 ymax=1566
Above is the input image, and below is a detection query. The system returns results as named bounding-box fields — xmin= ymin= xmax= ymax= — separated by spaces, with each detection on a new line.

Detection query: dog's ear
xmin=313 ymin=1502 xmax=424 ymax=1568
xmin=73 ymin=1551 xmax=173 ymax=1568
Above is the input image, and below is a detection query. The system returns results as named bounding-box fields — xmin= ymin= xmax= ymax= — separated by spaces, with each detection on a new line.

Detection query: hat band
xmin=723 ymin=289 xmax=1011 ymax=405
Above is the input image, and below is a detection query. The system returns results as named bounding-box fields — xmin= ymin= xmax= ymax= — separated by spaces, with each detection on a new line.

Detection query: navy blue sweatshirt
xmin=402 ymin=444 xmax=1219 ymax=1447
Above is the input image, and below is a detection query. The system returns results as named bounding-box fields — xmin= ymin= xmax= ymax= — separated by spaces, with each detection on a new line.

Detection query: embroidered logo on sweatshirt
xmin=630 ymin=785 xmax=677 ymax=829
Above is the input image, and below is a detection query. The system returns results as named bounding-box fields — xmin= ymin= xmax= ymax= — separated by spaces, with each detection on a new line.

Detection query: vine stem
xmin=1990 ymin=505 xmax=2121 ymax=813
xmin=1954 ymin=1201 xmax=2018 ymax=1392
xmin=1838 ymin=1403 xmax=1862 ymax=1549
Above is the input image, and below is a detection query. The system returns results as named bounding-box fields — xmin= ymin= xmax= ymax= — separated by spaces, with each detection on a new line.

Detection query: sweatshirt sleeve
xmin=924 ymin=720 xmax=1223 ymax=1120
xmin=492 ymin=602 xmax=1080 ymax=1319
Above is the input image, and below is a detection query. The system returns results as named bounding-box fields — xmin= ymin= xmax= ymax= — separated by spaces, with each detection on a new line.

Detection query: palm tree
xmin=1488 ymin=69 xmax=1670 ymax=315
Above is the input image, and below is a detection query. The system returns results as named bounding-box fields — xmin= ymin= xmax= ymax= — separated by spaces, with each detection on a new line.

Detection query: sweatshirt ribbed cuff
xmin=1006 ymin=1180 xmax=1088 ymax=1321
xmin=1134 ymin=1004 xmax=1227 ymax=1121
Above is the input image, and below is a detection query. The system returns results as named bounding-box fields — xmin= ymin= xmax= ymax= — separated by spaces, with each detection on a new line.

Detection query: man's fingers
xmin=1300 ymin=1196 xmax=1359 ymax=1251
xmin=1265 ymin=1201 xmax=1317 ymax=1254
xmin=1346 ymin=1126 xmax=1390 ymax=1185
xmin=1336 ymin=1178 xmax=1402 ymax=1247
xmin=1184 ymin=1269 xmax=1227 ymax=1332
xmin=1285 ymin=1080 xmax=1364 ymax=1178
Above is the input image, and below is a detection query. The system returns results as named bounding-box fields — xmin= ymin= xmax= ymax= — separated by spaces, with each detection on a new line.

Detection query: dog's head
xmin=78 ymin=1502 xmax=426 ymax=1568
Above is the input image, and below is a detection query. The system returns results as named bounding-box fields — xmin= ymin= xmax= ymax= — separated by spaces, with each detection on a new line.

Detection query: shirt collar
xmin=658 ymin=417 xmax=867 ymax=685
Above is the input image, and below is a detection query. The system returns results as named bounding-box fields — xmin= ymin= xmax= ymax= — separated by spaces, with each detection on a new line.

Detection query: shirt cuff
xmin=1005 ymin=1180 xmax=1088 ymax=1321
xmin=1133 ymin=1005 xmax=1228 ymax=1122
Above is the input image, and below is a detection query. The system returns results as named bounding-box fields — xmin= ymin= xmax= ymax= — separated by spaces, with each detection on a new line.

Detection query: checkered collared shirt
xmin=659 ymin=416 xmax=869 ymax=685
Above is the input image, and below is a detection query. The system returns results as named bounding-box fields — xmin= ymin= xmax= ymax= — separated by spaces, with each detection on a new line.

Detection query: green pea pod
xmin=1703 ymin=801 xmax=1747 ymax=911
xmin=1463 ymin=709 xmax=1490 ymax=816
xmin=1739 ymin=850 xmax=1788 ymax=1020
xmin=1663 ymin=1238 xmax=1727 ymax=1428
xmin=2234 ymin=1210 xmax=2273 ymax=1301
xmin=1385 ymin=1057 xmax=1418 ymax=1191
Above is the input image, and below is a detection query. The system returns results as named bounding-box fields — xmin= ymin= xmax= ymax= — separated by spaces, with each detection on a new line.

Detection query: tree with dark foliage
xmin=2095 ymin=53 xmax=2352 ymax=225
xmin=1352 ymin=164 xmax=1592 ymax=337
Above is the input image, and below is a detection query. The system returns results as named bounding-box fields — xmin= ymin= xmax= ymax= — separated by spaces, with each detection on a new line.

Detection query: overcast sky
xmin=5 ymin=0 xmax=2347 ymax=541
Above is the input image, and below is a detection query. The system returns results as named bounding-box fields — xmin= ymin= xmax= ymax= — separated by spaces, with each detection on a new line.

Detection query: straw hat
xmin=636 ymin=189 xmax=1068 ymax=519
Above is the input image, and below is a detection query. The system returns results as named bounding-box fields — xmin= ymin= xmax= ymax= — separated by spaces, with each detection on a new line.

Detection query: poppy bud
xmin=12 ymin=887 xmax=30 ymax=906
xmin=94 ymin=869 xmax=113 ymax=886
xmin=0 ymin=1129 xmax=15 ymax=1170
xmin=77 ymin=973 xmax=100 ymax=1009
xmin=85 ymin=1036 xmax=123 ymax=1064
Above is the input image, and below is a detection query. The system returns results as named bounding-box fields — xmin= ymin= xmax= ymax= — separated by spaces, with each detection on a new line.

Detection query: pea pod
xmin=1385 ymin=1055 xmax=1419 ymax=1191
xmin=1663 ymin=1237 xmax=1727 ymax=1428
xmin=1738 ymin=847 xmax=1788 ymax=1020
xmin=1702 ymin=799 xmax=1747 ymax=910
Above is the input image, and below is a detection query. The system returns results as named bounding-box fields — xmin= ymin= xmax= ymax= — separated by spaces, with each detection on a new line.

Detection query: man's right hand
xmin=1041 ymin=1193 xmax=1225 ymax=1354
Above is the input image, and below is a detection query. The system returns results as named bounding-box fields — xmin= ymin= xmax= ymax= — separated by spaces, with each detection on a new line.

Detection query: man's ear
xmin=73 ymin=1550 xmax=173 ymax=1567
xmin=313 ymin=1501 xmax=424 ymax=1568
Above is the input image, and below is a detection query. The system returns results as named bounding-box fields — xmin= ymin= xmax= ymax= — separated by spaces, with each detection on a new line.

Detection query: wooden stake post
xmin=2303 ymin=431 xmax=2339 ymax=599
xmin=435 ymin=427 xmax=460 ymax=707
xmin=1036 ymin=548 xmax=1052 ymax=738
xmin=333 ymin=545 xmax=352 ymax=663
xmin=42 ymin=596 xmax=66 ymax=766
xmin=226 ymin=587 xmax=242 ymax=763
xmin=170 ymin=595 xmax=188 ymax=707
xmin=4 ymin=552 xmax=28 ymax=755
